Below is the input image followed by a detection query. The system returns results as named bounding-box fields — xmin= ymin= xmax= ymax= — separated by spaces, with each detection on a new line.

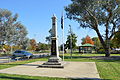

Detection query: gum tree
xmin=0 ymin=9 xmax=28 ymax=49
xmin=65 ymin=0 xmax=120 ymax=57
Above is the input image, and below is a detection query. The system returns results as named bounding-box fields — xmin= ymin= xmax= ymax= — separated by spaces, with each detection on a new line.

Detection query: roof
xmin=80 ymin=43 xmax=94 ymax=47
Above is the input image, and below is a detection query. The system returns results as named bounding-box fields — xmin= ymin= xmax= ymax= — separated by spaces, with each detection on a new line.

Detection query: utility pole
xmin=69 ymin=25 xmax=72 ymax=59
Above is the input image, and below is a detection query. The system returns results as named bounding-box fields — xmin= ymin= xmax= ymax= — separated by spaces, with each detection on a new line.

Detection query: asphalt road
xmin=0 ymin=53 xmax=50 ymax=63
xmin=0 ymin=56 xmax=11 ymax=63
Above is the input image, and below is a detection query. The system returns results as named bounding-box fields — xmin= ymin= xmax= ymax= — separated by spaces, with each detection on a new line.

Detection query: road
xmin=0 ymin=53 xmax=50 ymax=63
xmin=0 ymin=56 xmax=11 ymax=63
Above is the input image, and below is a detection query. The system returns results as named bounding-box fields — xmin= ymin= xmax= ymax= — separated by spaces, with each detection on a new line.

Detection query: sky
xmin=0 ymin=0 xmax=98 ymax=46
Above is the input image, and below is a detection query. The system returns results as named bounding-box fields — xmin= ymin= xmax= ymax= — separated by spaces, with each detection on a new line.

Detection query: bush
xmin=98 ymin=48 xmax=105 ymax=54
xmin=110 ymin=50 xmax=120 ymax=54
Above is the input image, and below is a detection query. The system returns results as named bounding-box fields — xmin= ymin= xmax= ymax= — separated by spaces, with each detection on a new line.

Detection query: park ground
xmin=0 ymin=53 xmax=120 ymax=80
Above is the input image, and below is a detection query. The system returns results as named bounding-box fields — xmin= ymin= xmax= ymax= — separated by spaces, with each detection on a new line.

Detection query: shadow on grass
xmin=71 ymin=78 xmax=111 ymax=80
xmin=0 ymin=75 xmax=37 ymax=80
xmin=0 ymin=75 xmax=111 ymax=80
xmin=0 ymin=74 xmax=66 ymax=80
xmin=60 ymin=55 xmax=90 ymax=59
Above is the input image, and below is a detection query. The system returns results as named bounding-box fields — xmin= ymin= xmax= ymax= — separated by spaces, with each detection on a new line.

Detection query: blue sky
xmin=0 ymin=0 xmax=98 ymax=45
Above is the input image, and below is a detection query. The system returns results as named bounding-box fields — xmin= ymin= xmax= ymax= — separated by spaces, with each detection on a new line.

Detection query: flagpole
xmin=61 ymin=12 xmax=64 ymax=61
xmin=62 ymin=22 xmax=64 ymax=61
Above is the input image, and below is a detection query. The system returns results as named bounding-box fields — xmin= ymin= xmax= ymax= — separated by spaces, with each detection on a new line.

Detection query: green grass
xmin=96 ymin=62 xmax=120 ymax=80
xmin=0 ymin=73 xmax=70 ymax=80
xmin=61 ymin=53 xmax=120 ymax=62
xmin=0 ymin=58 xmax=48 ymax=70
xmin=0 ymin=53 xmax=120 ymax=80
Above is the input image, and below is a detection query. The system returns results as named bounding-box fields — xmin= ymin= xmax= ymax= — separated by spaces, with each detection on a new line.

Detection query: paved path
xmin=0 ymin=56 xmax=10 ymax=63
xmin=0 ymin=61 xmax=100 ymax=79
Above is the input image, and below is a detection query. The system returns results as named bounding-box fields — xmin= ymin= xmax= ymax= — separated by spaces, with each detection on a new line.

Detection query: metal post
xmin=62 ymin=27 xmax=64 ymax=61
xmin=69 ymin=25 xmax=72 ymax=59
xmin=62 ymin=14 xmax=64 ymax=61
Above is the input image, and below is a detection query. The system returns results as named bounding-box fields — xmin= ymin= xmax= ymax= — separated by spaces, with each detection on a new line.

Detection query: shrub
xmin=110 ymin=50 xmax=120 ymax=54
xmin=98 ymin=48 xmax=105 ymax=54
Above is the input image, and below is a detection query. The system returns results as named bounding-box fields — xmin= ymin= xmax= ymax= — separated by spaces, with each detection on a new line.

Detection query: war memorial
xmin=38 ymin=14 xmax=64 ymax=68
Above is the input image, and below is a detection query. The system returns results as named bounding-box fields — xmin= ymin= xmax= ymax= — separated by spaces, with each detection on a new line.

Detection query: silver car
xmin=12 ymin=50 xmax=33 ymax=59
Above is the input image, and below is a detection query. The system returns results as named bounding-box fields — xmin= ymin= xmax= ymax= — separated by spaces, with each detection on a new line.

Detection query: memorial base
xmin=38 ymin=56 xmax=64 ymax=68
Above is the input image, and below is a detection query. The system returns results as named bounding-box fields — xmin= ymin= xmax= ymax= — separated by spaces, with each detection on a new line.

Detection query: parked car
xmin=12 ymin=50 xmax=33 ymax=59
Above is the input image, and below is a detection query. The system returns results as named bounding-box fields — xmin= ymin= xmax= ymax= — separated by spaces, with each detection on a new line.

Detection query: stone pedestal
xmin=38 ymin=57 xmax=64 ymax=68
xmin=38 ymin=37 xmax=63 ymax=68
xmin=38 ymin=14 xmax=64 ymax=68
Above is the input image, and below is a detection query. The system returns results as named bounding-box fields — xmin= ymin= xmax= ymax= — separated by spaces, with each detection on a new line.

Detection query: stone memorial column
xmin=38 ymin=14 xmax=63 ymax=68
xmin=51 ymin=14 xmax=59 ymax=58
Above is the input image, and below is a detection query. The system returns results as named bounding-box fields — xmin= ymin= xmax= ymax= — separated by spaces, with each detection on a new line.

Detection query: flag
xmin=61 ymin=14 xmax=64 ymax=29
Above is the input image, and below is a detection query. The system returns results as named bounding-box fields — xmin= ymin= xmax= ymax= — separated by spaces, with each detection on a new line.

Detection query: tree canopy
xmin=66 ymin=33 xmax=77 ymax=49
xmin=111 ymin=31 xmax=120 ymax=48
xmin=46 ymin=29 xmax=52 ymax=44
xmin=92 ymin=37 xmax=102 ymax=48
xmin=29 ymin=39 xmax=37 ymax=51
xmin=81 ymin=35 xmax=94 ymax=45
xmin=65 ymin=0 xmax=120 ymax=57
xmin=0 ymin=9 xmax=28 ymax=49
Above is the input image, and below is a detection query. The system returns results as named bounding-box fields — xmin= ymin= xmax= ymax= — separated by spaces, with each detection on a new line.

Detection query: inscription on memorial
xmin=51 ymin=40 xmax=56 ymax=55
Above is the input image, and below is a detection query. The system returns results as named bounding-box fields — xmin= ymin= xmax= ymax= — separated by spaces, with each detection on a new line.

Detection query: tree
xmin=65 ymin=0 xmax=120 ymax=57
xmin=66 ymin=33 xmax=77 ymax=49
xmin=0 ymin=9 xmax=28 ymax=48
xmin=46 ymin=29 xmax=52 ymax=44
xmin=81 ymin=38 xmax=85 ymax=45
xmin=18 ymin=37 xmax=30 ymax=50
xmin=92 ymin=37 xmax=102 ymax=48
xmin=111 ymin=31 xmax=120 ymax=48
xmin=81 ymin=35 xmax=94 ymax=45
xmin=29 ymin=39 xmax=37 ymax=51
xmin=37 ymin=42 xmax=50 ymax=51
xmin=92 ymin=37 xmax=103 ymax=52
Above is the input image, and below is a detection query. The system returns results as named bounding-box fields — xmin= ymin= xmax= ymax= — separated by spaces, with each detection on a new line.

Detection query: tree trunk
xmin=105 ymin=39 xmax=110 ymax=57
xmin=105 ymin=20 xmax=110 ymax=57
xmin=105 ymin=48 xmax=110 ymax=57
xmin=95 ymin=29 xmax=110 ymax=57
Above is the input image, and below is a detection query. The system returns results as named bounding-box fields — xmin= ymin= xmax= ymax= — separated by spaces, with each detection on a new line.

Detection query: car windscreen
xmin=14 ymin=51 xmax=22 ymax=53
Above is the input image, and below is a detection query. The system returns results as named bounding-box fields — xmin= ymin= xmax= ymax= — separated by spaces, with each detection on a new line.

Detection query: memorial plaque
xmin=51 ymin=40 xmax=56 ymax=55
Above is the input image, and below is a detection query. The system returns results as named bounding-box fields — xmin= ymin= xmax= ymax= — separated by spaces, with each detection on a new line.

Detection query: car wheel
xmin=29 ymin=56 xmax=33 ymax=59
xmin=11 ymin=55 xmax=16 ymax=59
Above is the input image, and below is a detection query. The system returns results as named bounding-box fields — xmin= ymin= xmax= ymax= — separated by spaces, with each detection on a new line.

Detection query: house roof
xmin=80 ymin=43 xmax=94 ymax=47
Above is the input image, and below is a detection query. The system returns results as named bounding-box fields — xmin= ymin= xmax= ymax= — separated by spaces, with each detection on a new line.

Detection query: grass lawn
xmin=0 ymin=53 xmax=120 ymax=80
xmin=0 ymin=73 xmax=69 ymax=80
